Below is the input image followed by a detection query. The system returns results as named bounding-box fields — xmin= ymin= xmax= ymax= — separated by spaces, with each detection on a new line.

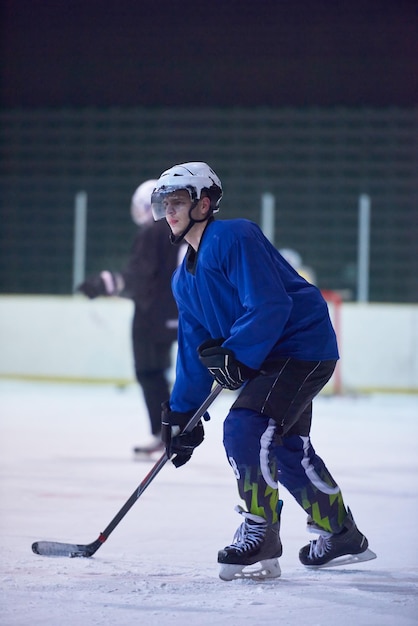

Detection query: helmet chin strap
xmin=169 ymin=200 xmax=211 ymax=245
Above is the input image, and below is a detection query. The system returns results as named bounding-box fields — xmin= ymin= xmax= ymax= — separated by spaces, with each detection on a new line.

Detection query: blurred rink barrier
xmin=0 ymin=295 xmax=417 ymax=395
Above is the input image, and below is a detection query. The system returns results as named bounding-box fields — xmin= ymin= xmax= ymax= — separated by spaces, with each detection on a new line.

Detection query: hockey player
xmin=151 ymin=162 xmax=376 ymax=580
xmin=77 ymin=180 xmax=180 ymax=456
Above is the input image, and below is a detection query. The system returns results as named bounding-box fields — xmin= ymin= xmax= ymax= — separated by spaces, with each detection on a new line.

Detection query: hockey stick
xmin=32 ymin=383 xmax=223 ymax=558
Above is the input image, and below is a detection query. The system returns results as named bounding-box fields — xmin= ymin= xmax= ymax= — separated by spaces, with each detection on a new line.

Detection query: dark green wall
xmin=1 ymin=107 xmax=417 ymax=302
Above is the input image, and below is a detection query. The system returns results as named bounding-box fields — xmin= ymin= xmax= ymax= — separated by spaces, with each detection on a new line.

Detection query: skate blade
xmin=133 ymin=453 xmax=155 ymax=462
xmin=219 ymin=558 xmax=281 ymax=581
xmin=133 ymin=448 xmax=164 ymax=462
xmin=303 ymin=548 xmax=377 ymax=569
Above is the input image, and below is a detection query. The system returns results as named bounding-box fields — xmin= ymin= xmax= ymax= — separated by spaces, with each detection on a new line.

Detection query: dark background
xmin=1 ymin=1 xmax=417 ymax=302
xmin=1 ymin=0 xmax=417 ymax=108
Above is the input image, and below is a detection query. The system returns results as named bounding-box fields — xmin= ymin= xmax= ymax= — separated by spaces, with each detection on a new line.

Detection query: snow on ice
xmin=1 ymin=381 xmax=417 ymax=625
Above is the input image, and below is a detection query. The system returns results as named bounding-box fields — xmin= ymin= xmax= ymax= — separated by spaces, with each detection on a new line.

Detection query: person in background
xmin=78 ymin=180 xmax=180 ymax=457
xmin=279 ymin=248 xmax=317 ymax=285
xmin=151 ymin=161 xmax=376 ymax=580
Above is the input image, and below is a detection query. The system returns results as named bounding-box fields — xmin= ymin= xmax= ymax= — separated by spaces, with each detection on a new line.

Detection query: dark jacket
xmin=122 ymin=219 xmax=179 ymax=342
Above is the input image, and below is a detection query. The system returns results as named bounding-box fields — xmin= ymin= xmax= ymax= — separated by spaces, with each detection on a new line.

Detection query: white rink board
xmin=0 ymin=295 xmax=417 ymax=392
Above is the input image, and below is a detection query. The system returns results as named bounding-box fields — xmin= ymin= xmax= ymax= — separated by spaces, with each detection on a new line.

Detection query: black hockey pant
xmin=133 ymin=332 xmax=173 ymax=436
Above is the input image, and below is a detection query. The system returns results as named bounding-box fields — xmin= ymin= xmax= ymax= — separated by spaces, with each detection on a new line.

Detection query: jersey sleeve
xmin=169 ymin=307 xmax=215 ymax=413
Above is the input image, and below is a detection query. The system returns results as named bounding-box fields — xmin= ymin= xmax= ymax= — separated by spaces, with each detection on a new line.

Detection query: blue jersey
xmin=170 ymin=219 xmax=338 ymax=412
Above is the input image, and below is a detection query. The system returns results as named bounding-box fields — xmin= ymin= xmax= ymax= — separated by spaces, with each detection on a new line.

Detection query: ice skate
xmin=218 ymin=505 xmax=282 ymax=581
xmin=133 ymin=434 xmax=164 ymax=460
xmin=299 ymin=508 xmax=377 ymax=568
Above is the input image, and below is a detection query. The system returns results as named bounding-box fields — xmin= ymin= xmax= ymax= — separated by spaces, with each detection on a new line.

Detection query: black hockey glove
xmin=77 ymin=271 xmax=121 ymax=299
xmin=198 ymin=338 xmax=257 ymax=390
xmin=161 ymin=402 xmax=208 ymax=468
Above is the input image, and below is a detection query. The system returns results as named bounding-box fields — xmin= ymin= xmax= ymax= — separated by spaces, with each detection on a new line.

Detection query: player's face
xmin=163 ymin=189 xmax=193 ymax=235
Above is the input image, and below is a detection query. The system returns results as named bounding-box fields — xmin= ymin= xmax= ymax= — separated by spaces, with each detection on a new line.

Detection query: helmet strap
xmin=169 ymin=219 xmax=195 ymax=245
xmin=169 ymin=199 xmax=212 ymax=246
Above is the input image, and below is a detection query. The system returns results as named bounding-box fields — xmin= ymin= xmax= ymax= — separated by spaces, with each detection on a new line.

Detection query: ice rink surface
xmin=1 ymin=380 xmax=417 ymax=626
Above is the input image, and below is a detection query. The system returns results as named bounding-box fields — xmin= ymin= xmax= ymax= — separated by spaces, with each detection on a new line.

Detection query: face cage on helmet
xmin=151 ymin=184 xmax=220 ymax=221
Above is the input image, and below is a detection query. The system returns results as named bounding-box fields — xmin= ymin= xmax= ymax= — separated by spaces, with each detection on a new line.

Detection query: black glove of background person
xmin=198 ymin=338 xmax=257 ymax=390
xmin=161 ymin=402 xmax=208 ymax=468
xmin=77 ymin=272 xmax=120 ymax=299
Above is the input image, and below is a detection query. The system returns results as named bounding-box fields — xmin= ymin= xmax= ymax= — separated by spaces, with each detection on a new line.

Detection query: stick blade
xmin=32 ymin=540 xmax=95 ymax=558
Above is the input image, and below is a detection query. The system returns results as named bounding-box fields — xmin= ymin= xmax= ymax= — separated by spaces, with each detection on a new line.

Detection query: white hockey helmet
xmin=151 ymin=162 xmax=222 ymax=221
xmin=130 ymin=179 xmax=158 ymax=226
